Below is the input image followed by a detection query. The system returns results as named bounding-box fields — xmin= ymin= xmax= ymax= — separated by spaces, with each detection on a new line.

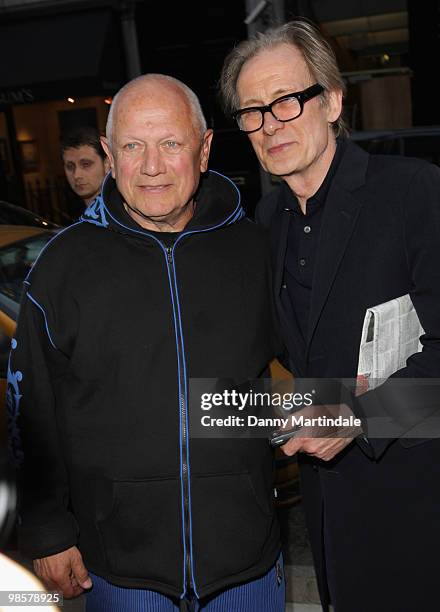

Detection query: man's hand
xmin=278 ymin=402 xmax=360 ymax=461
xmin=281 ymin=435 xmax=354 ymax=461
xmin=33 ymin=546 xmax=92 ymax=598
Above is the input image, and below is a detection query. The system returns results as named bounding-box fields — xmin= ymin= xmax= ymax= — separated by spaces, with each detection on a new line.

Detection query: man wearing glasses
xmin=220 ymin=18 xmax=440 ymax=612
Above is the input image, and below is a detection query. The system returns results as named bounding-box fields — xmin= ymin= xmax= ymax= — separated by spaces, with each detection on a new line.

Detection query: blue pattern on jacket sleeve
xmin=6 ymin=338 xmax=23 ymax=467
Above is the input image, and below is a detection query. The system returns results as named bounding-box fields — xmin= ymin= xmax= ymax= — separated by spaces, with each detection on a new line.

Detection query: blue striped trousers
xmin=86 ymin=555 xmax=285 ymax=611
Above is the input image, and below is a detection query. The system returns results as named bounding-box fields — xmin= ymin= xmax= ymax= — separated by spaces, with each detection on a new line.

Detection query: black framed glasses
xmin=233 ymin=83 xmax=324 ymax=134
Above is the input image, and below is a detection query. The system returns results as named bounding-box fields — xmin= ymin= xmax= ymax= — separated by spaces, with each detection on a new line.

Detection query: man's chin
xmin=124 ymin=199 xmax=195 ymax=232
xmin=131 ymin=204 xmax=173 ymax=220
xmin=124 ymin=202 xmax=172 ymax=225
xmin=265 ymin=166 xmax=298 ymax=178
xmin=262 ymin=158 xmax=300 ymax=178
xmin=74 ymin=188 xmax=98 ymax=200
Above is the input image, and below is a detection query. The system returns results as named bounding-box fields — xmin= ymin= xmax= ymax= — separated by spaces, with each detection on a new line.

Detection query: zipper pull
xmin=166 ymin=246 xmax=173 ymax=264
xmin=276 ymin=560 xmax=283 ymax=586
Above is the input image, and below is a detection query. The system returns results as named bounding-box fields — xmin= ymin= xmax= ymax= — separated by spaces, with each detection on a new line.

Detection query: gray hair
xmin=106 ymin=74 xmax=208 ymax=147
xmin=219 ymin=19 xmax=348 ymax=138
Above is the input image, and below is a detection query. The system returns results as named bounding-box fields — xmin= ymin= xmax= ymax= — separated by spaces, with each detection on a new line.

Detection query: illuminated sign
xmin=0 ymin=89 xmax=35 ymax=105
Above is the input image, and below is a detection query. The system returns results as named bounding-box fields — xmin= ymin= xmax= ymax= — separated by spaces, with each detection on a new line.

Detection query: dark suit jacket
xmin=256 ymin=140 xmax=440 ymax=611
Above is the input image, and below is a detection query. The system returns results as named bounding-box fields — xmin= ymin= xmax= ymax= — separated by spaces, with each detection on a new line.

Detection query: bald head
xmin=106 ymin=74 xmax=207 ymax=149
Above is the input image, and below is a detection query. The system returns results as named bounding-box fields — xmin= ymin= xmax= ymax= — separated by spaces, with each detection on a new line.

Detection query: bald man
xmin=8 ymin=75 xmax=284 ymax=611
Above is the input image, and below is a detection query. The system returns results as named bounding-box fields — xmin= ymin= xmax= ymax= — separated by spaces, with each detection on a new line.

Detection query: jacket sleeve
xmin=7 ymin=288 xmax=78 ymax=559
xmin=354 ymin=162 xmax=440 ymax=459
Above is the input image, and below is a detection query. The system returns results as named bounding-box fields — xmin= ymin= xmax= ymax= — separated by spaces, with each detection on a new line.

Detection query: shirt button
xmin=304 ymin=225 xmax=311 ymax=234
xmin=299 ymin=258 xmax=306 ymax=266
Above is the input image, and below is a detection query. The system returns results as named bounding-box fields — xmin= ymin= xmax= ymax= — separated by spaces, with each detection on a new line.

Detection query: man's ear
xmin=325 ymin=89 xmax=343 ymax=124
xmin=100 ymin=137 xmax=115 ymax=178
xmin=200 ymin=129 xmax=214 ymax=173
xmin=103 ymin=156 xmax=111 ymax=174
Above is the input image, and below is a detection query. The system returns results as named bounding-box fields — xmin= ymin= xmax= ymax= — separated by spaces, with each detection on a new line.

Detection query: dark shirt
xmin=281 ymin=139 xmax=347 ymax=348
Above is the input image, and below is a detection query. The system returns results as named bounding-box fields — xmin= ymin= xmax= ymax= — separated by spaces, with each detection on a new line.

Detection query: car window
xmin=0 ymin=233 xmax=53 ymax=305
xmin=0 ymin=232 xmax=54 ymax=379
xmin=0 ymin=201 xmax=57 ymax=229
xmin=0 ymin=207 xmax=32 ymax=225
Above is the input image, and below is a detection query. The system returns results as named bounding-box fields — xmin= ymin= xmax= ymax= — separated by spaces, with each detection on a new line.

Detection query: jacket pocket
xmin=95 ymin=478 xmax=182 ymax=585
xmin=191 ymin=471 xmax=273 ymax=586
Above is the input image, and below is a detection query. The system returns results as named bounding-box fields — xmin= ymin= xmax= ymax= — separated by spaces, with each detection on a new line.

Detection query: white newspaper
xmin=357 ymin=294 xmax=424 ymax=390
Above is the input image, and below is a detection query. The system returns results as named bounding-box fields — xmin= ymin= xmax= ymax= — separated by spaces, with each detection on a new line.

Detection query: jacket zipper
xmin=166 ymin=245 xmax=194 ymax=598
xmin=87 ymin=171 xmax=244 ymax=599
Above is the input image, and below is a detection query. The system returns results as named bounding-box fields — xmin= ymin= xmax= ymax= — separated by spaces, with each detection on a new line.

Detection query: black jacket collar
xmin=81 ymin=170 xmax=245 ymax=236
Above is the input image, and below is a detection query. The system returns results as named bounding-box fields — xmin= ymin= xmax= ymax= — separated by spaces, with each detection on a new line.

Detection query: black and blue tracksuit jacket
xmin=8 ymin=170 xmax=281 ymax=600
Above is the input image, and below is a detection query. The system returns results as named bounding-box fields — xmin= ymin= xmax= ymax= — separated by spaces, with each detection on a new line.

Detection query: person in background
xmin=220 ymin=18 xmax=440 ymax=612
xmin=61 ymin=126 xmax=110 ymax=212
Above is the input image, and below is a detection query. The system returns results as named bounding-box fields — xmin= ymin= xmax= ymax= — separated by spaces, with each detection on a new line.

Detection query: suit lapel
xmin=306 ymin=142 xmax=369 ymax=350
